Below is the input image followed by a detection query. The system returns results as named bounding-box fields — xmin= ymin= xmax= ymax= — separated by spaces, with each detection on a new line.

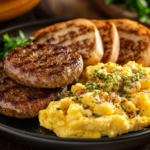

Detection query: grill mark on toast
xmin=94 ymin=21 xmax=114 ymax=63
xmin=67 ymin=39 xmax=94 ymax=58
xmin=117 ymin=38 xmax=148 ymax=64
xmin=46 ymin=26 xmax=94 ymax=45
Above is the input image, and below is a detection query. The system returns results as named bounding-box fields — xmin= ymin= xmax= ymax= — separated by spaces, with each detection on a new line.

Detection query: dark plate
xmin=0 ymin=18 xmax=150 ymax=150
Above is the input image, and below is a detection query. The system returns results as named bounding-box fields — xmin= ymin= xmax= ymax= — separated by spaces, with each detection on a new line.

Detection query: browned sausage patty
xmin=0 ymin=61 xmax=67 ymax=119
xmin=4 ymin=44 xmax=83 ymax=88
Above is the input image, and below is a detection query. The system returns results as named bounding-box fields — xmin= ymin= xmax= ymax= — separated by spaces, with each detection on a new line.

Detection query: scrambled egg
xmin=39 ymin=61 xmax=150 ymax=138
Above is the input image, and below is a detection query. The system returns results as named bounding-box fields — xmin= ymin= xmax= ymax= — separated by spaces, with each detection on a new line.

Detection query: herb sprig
xmin=0 ymin=30 xmax=35 ymax=60
xmin=106 ymin=0 xmax=150 ymax=23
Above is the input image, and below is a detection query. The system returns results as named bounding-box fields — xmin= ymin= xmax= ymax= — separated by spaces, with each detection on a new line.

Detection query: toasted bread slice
xmin=91 ymin=20 xmax=120 ymax=63
xmin=111 ymin=19 xmax=150 ymax=67
xmin=30 ymin=18 xmax=103 ymax=68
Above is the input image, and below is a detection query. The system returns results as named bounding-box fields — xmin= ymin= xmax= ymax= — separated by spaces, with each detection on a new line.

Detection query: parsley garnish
xmin=120 ymin=92 xmax=124 ymax=97
xmin=114 ymin=82 xmax=119 ymax=86
xmin=136 ymin=110 xmax=140 ymax=115
xmin=92 ymin=100 xmax=96 ymax=103
xmin=127 ymin=94 xmax=132 ymax=98
xmin=111 ymin=70 xmax=115 ymax=73
xmin=58 ymin=95 xmax=65 ymax=100
xmin=93 ymin=92 xmax=98 ymax=95
xmin=85 ymin=106 xmax=90 ymax=109
xmin=121 ymin=105 xmax=126 ymax=112
xmin=56 ymin=108 xmax=61 ymax=110
xmin=122 ymin=75 xmax=128 ymax=80
xmin=135 ymin=70 xmax=141 ymax=74
xmin=69 ymin=91 xmax=75 ymax=96
xmin=77 ymin=101 xmax=82 ymax=104
xmin=0 ymin=30 xmax=35 ymax=60
xmin=94 ymin=69 xmax=99 ymax=78
xmin=87 ymin=82 xmax=96 ymax=89
xmin=104 ymin=83 xmax=110 ymax=88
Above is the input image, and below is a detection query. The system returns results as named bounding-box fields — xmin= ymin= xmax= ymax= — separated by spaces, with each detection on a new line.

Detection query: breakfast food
xmin=0 ymin=61 xmax=67 ymax=118
xmin=30 ymin=18 xmax=104 ymax=68
xmin=4 ymin=44 xmax=83 ymax=88
xmin=111 ymin=19 xmax=150 ymax=67
xmin=39 ymin=61 xmax=150 ymax=138
xmin=92 ymin=20 xmax=120 ymax=63
xmin=2 ymin=18 xmax=150 ymax=139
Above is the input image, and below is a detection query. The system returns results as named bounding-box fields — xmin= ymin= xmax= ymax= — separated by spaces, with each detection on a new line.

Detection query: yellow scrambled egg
xmin=39 ymin=61 xmax=150 ymax=138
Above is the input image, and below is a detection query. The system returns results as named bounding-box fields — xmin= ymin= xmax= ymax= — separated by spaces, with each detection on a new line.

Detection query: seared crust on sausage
xmin=4 ymin=44 xmax=83 ymax=88
xmin=0 ymin=61 xmax=67 ymax=119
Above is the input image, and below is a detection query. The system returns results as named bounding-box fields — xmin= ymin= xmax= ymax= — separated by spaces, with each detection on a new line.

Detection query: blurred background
xmin=1 ymin=0 xmax=150 ymax=31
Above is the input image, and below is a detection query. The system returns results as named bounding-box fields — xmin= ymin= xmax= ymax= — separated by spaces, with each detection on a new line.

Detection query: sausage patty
xmin=0 ymin=61 xmax=67 ymax=119
xmin=4 ymin=44 xmax=83 ymax=88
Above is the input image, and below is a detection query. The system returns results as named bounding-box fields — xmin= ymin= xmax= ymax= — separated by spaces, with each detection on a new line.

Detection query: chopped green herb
xmin=77 ymin=101 xmax=82 ymax=104
xmin=129 ymin=76 xmax=133 ymax=78
xmin=122 ymin=75 xmax=128 ymax=80
xmin=112 ymin=88 xmax=114 ymax=91
xmin=101 ymin=66 xmax=104 ymax=69
xmin=96 ymin=114 xmax=100 ymax=117
xmin=56 ymin=108 xmax=61 ymax=110
xmin=92 ymin=113 xmax=96 ymax=116
xmin=76 ymin=96 xmax=80 ymax=100
xmin=121 ymin=100 xmax=126 ymax=103
xmin=121 ymin=105 xmax=126 ymax=112
xmin=104 ymin=75 xmax=108 ymax=80
xmin=95 ymin=83 xmax=102 ymax=90
xmin=107 ymin=90 xmax=110 ymax=93
xmin=123 ymin=81 xmax=130 ymax=86
xmin=100 ymin=73 xmax=104 ymax=78
xmin=58 ymin=95 xmax=65 ymax=100
xmin=114 ymin=82 xmax=119 ymax=86
xmin=69 ymin=91 xmax=75 ymax=96
xmin=108 ymin=62 xmax=110 ymax=65
xmin=111 ymin=70 xmax=115 ymax=73
xmin=93 ymin=92 xmax=98 ymax=96
xmin=85 ymin=106 xmax=90 ymax=109
xmin=127 ymin=94 xmax=132 ymax=98
xmin=87 ymin=82 xmax=96 ymax=89
xmin=120 ymin=92 xmax=124 ymax=97
xmin=135 ymin=70 xmax=141 ymax=74
xmin=136 ymin=110 xmax=140 ymax=115
xmin=104 ymin=83 xmax=110 ymax=88
xmin=94 ymin=69 xmax=99 ymax=78
xmin=132 ymin=77 xmax=136 ymax=82
xmin=92 ymin=100 xmax=96 ymax=103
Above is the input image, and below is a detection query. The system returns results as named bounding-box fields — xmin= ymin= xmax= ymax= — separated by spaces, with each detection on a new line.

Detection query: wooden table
xmin=0 ymin=0 xmax=150 ymax=149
